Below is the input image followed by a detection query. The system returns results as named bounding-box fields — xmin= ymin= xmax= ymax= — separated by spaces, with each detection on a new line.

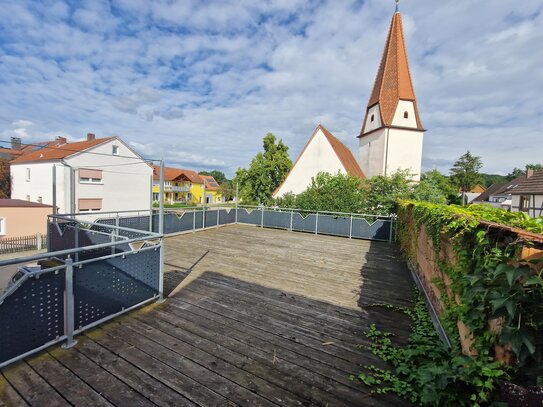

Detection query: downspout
xmin=60 ymin=159 xmax=75 ymax=215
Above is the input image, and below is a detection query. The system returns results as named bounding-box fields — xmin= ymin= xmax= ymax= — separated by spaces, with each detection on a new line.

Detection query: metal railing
xmin=0 ymin=214 xmax=163 ymax=368
xmin=85 ymin=205 xmax=395 ymax=242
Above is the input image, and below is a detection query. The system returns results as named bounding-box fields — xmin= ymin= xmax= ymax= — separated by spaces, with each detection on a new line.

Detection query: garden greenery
xmin=355 ymin=201 xmax=543 ymax=405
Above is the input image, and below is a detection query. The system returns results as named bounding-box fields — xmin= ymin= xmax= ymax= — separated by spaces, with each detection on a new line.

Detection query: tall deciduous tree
xmin=414 ymin=169 xmax=458 ymax=204
xmin=0 ymin=159 xmax=10 ymax=199
xmin=234 ymin=133 xmax=292 ymax=204
xmin=450 ymin=151 xmax=483 ymax=205
xmin=507 ymin=164 xmax=543 ymax=181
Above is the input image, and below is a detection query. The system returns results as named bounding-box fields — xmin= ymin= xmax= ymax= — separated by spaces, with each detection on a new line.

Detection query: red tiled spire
xmin=360 ymin=11 xmax=423 ymax=136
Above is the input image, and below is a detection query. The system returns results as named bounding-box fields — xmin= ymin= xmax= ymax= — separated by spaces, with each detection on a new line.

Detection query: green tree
xmin=198 ymin=170 xmax=228 ymax=184
xmin=450 ymin=151 xmax=483 ymax=205
xmin=361 ymin=171 xmax=414 ymax=215
xmin=234 ymin=133 xmax=292 ymax=204
xmin=286 ymin=172 xmax=365 ymax=213
xmin=507 ymin=164 xmax=543 ymax=181
xmin=219 ymin=181 xmax=234 ymax=201
xmin=0 ymin=159 xmax=10 ymax=198
xmin=413 ymin=170 xmax=458 ymax=204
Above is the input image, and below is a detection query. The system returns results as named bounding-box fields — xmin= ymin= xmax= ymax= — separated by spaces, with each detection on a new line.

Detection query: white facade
xmin=511 ymin=194 xmax=543 ymax=218
xmin=359 ymin=122 xmax=424 ymax=181
xmin=11 ymin=138 xmax=152 ymax=214
xmin=273 ymin=128 xmax=348 ymax=197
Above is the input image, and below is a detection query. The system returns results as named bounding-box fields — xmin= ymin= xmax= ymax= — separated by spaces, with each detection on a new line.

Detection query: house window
xmin=26 ymin=168 xmax=30 ymax=181
xmin=112 ymin=145 xmax=119 ymax=155
xmin=404 ymin=111 xmax=409 ymax=119
xmin=370 ymin=114 xmax=375 ymax=122
xmin=519 ymin=195 xmax=531 ymax=212
xmin=78 ymin=198 xmax=103 ymax=212
xmin=79 ymin=169 xmax=103 ymax=184
xmin=37 ymin=196 xmax=42 ymax=203
xmin=0 ymin=218 xmax=5 ymax=236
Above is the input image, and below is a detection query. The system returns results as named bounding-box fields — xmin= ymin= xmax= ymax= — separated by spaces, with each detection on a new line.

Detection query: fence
xmin=0 ymin=214 xmax=163 ymax=368
xmin=77 ymin=205 xmax=395 ymax=242
xmin=0 ymin=233 xmax=46 ymax=255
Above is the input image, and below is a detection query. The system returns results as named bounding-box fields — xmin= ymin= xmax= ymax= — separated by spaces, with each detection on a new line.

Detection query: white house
xmin=358 ymin=9 xmax=425 ymax=181
xmin=510 ymin=170 xmax=543 ymax=218
xmin=272 ymin=125 xmax=365 ymax=198
xmin=10 ymin=134 xmax=153 ymax=214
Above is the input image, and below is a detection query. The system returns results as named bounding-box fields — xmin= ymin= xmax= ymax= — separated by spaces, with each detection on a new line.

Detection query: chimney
xmin=527 ymin=169 xmax=534 ymax=179
xmin=11 ymin=137 xmax=21 ymax=151
xmin=56 ymin=136 xmax=67 ymax=144
xmin=87 ymin=133 xmax=95 ymax=141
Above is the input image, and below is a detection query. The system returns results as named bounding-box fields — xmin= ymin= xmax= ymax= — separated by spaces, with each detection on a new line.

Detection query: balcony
xmin=0 ymin=218 xmax=412 ymax=406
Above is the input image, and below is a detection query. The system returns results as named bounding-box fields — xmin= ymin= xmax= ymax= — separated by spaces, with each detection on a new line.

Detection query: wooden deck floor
xmin=0 ymin=225 xmax=414 ymax=407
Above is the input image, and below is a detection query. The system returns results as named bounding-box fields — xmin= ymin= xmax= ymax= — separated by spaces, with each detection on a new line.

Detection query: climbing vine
xmin=395 ymin=201 xmax=543 ymax=387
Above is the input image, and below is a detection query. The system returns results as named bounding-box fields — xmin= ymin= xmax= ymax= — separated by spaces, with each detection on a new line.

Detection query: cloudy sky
xmin=1 ymin=0 xmax=542 ymax=177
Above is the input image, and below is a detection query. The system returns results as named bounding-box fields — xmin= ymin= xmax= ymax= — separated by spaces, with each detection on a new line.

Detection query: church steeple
xmin=357 ymin=6 xmax=425 ymax=181
xmin=359 ymin=9 xmax=423 ymax=136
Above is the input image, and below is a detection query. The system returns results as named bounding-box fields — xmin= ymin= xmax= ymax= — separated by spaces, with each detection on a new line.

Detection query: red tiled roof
xmin=0 ymin=199 xmax=52 ymax=208
xmin=152 ymin=166 xmax=205 ymax=184
xmin=360 ymin=12 xmax=423 ymax=136
xmin=201 ymin=175 xmax=220 ymax=191
xmin=10 ymin=138 xmax=115 ymax=163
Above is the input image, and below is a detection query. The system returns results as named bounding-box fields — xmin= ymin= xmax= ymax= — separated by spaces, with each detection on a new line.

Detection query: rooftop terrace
xmin=0 ymin=224 xmax=414 ymax=406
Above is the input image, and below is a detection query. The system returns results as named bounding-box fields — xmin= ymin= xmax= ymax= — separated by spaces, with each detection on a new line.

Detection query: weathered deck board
xmin=1 ymin=224 xmax=414 ymax=406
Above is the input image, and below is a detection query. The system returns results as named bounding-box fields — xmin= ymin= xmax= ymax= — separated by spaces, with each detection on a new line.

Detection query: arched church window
xmin=404 ymin=111 xmax=409 ymax=119
xmin=370 ymin=114 xmax=375 ymax=122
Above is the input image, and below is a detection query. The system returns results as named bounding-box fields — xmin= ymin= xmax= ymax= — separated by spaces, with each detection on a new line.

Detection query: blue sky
xmin=1 ymin=0 xmax=542 ymax=177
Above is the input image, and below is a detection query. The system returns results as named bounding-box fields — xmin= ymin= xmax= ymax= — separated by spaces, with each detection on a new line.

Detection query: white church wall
xmin=385 ymin=128 xmax=424 ymax=181
xmin=363 ymin=104 xmax=383 ymax=133
xmin=358 ymin=129 xmax=386 ymax=178
xmin=391 ymin=100 xmax=418 ymax=128
xmin=274 ymin=129 xmax=346 ymax=197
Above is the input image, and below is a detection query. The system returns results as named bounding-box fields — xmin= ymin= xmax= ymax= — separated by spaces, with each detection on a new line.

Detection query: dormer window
xmin=370 ymin=114 xmax=375 ymax=122
xmin=403 ymin=111 xmax=409 ymax=119
xmin=112 ymin=145 xmax=119 ymax=155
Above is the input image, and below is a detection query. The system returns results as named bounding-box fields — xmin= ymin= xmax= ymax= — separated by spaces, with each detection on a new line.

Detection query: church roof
xmin=272 ymin=125 xmax=364 ymax=197
xmin=360 ymin=11 xmax=423 ymax=135
xmin=318 ymin=125 xmax=365 ymax=179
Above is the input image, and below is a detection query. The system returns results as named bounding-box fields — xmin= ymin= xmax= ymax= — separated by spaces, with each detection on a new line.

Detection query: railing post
xmin=37 ymin=233 xmax=42 ymax=250
xmin=193 ymin=209 xmax=196 ymax=232
xmin=389 ymin=217 xmax=394 ymax=243
xmin=260 ymin=206 xmax=264 ymax=228
xmin=217 ymin=208 xmax=219 ymax=227
xmin=349 ymin=215 xmax=353 ymax=239
xmin=62 ymin=256 xmax=77 ymax=349
xmin=74 ymin=227 xmax=79 ymax=262
xmin=235 ymin=183 xmax=239 ymax=224
xmin=290 ymin=209 xmax=293 ymax=232
xmin=315 ymin=212 xmax=319 ymax=235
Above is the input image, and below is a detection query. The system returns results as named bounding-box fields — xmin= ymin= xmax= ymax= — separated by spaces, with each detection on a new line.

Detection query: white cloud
xmin=0 ymin=0 xmax=541 ymax=177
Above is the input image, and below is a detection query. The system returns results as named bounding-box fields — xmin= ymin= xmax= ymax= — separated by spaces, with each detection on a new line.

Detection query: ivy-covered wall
xmin=397 ymin=201 xmax=543 ymax=379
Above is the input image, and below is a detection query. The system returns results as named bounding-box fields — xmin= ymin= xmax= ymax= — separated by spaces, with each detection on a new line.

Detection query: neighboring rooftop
xmin=0 ymin=199 xmax=52 ymax=208
xmin=10 ymin=134 xmax=114 ymax=164
xmin=152 ymin=166 xmax=220 ymax=187
xmin=474 ymin=174 xmax=528 ymax=202
xmin=510 ymin=170 xmax=543 ymax=195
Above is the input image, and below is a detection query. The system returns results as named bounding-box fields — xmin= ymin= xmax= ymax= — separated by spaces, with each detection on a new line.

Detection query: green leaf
xmin=524 ymin=276 xmax=543 ymax=286
xmin=490 ymin=297 xmax=508 ymax=312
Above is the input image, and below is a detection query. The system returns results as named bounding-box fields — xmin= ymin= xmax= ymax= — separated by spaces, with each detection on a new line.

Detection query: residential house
xmin=0 ymin=199 xmax=53 ymax=238
xmin=10 ymin=133 xmax=153 ymax=214
xmin=273 ymin=125 xmax=365 ymax=198
xmin=511 ymin=170 xmax=543 ymax=218
xmin=473 ymin=174 xmax=529 ymax=211
xmin=152 ymin=166 xmax=223 ymax=205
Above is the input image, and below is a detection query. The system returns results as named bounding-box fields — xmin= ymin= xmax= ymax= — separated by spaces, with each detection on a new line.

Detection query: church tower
xmin=358 ymin=4 xmax=425 ymax=181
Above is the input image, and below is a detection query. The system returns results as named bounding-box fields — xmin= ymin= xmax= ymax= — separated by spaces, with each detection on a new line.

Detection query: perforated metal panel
xmin=237 ymin=209 xmax=262 ymax=225
xmin=163 ymin=212 xmax=194 ymax=234
xmin=0 ymin=271 xmax=65 ymax=364
xmin=351 ymin=218 xmax=391 ymax=241
xmin=292 ymin=213 xmax=318 ymax=233
xmin=219 ymin=209 xmax=235 ymax=225
xmin=74 ymin=249 xmax=160 ymax=329
xmin=118 ymin=216 xmax=152 ymax=232
xmin=204 ymin=210 xmax=219 ymax=228
xmin=48 ymin=221 xmax=76 ymax=252
xmin=262 ymin=211 xmax=291 ymax=230
xmin=317 ymin=214 xmax=351 ymax=237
